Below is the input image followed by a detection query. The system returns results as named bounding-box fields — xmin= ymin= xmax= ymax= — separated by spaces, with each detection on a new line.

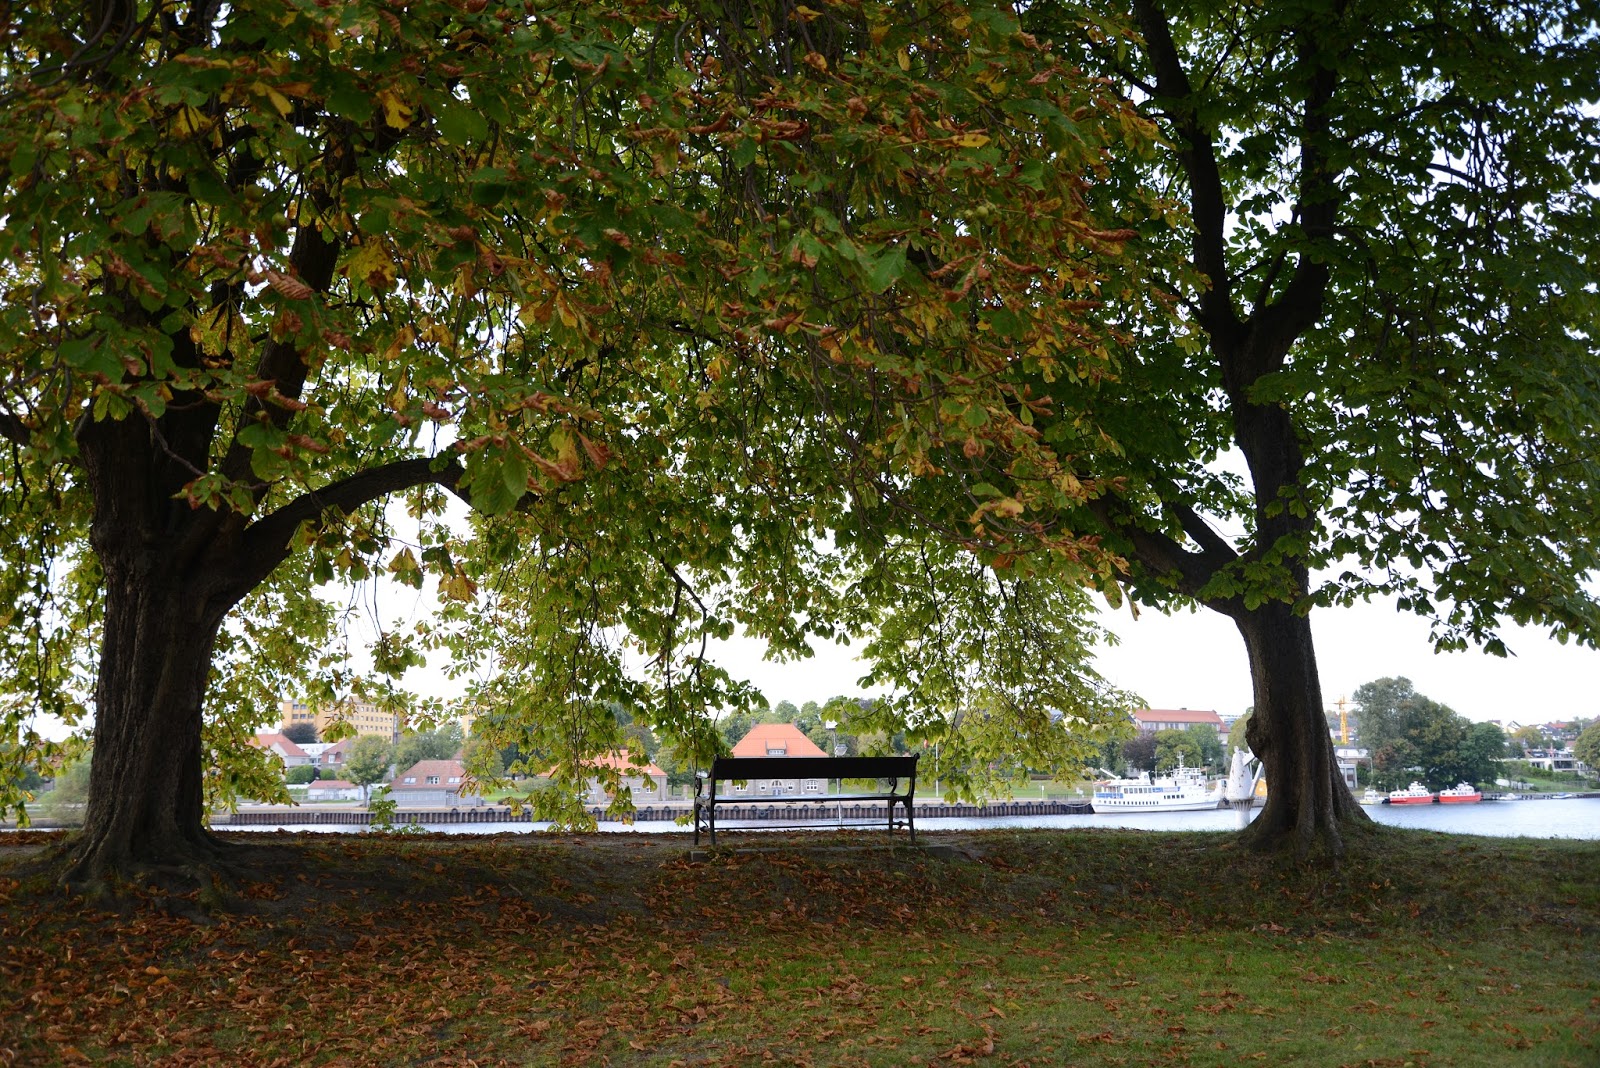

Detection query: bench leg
xmin=906 ymin=796 xmax=916 ymax=843
xmin=693 ymin=801 xmax=701 ymax=846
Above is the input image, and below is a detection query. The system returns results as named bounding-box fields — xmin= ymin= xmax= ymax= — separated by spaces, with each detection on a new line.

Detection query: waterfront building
xmin=389 ymin=759 xmax=483 ymax=807
xmin=1132 ymin=708 xmax=1225 ymax=734
xmin=572 ymin=752 xmax=669 ymax=805
xmin=729 ymin=723 xmax=829 ymax=796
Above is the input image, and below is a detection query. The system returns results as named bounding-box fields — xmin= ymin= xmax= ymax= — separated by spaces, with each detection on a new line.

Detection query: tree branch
xmin=1130 ymin=0 xmax=1243 ymax=349
xmin=1248 ymin=32 xmax=1340 ymax=369
xmin=0 ymin=409 xmax=27 ymax=448
xmin=1086 ymin=492 xmax=1239 ymax=608
xmin=225 ymin=456 xmax=469 ymax=603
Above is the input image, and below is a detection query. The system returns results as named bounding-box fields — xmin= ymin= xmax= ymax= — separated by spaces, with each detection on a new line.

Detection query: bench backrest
xmin=708 ymin=754 xmax=917 ymax=784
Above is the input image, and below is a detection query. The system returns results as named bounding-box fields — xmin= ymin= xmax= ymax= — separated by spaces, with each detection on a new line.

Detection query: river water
xmin=217 ymin=796 xmax=1600 ymax=840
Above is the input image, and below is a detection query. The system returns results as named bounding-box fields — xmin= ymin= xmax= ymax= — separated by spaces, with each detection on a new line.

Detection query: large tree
xmin=0 ymin=1 xmax=1161 ymax=882
xmin=1018 ymin=0 xmax=1600 ymax=855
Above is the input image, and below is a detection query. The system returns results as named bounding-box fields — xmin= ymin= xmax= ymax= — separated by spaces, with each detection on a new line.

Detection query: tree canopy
xmin=342 ymin=735 xmax=393 ymax=801
xmin=1574 ymin=722 xmax=1600 ymax=774
xmin=1004 ymin=0 xmax=1600 ymax=854
xmin=0 ymin=0 xmax=1165 ymax=878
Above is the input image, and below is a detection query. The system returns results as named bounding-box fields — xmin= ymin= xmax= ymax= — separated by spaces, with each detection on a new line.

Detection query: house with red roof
xmin=318 ymin=736 xmax=357 ymax=773
xmin=1132 ymin=709 xmax=1224 ymax=733
xmin=729 ymin=723 xmax=829 ymax=798
xmin=389 ymin=759 xmax=483 ymax=807
xmin=249 ymin=732 xmax=311 ymax=768
xmin=565 ymin=752 xmax=669 ymax=805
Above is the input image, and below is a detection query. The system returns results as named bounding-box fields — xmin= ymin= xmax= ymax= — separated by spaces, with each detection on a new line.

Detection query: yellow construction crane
xmin=1335 ymin=695 xmax=1350 ymax=744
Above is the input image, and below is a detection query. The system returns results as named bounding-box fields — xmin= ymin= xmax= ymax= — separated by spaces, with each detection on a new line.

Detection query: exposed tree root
xmin=1235 ymin=799 xmax=1374 ymax=869
xmin=55 ymin=824 xmax=256 ymax=911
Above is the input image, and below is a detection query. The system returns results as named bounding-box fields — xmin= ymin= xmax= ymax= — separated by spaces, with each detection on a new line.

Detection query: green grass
xmin=1 ymin=825 xmax=1595 ymax=1067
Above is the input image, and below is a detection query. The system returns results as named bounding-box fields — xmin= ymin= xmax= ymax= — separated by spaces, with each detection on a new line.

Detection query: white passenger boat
xmin=1092 ymin=760 xmax=1222 ymax=813
xmin=1388 ymin=781 xmax=1435 ymax=805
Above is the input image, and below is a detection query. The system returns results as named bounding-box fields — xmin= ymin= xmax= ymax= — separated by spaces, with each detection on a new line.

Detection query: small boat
xmin=1437 ymin=783 xmax=1482 ymax=804
xmin=1359 ymin=787 xmax=1386 ymax=805
xmin=1388 ymin=781 xmax=1436 ymax=805
xmin=1091 ymin=759 xmax=1222 ymax=813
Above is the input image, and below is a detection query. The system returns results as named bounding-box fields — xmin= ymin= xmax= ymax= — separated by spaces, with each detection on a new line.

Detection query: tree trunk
xmin=62 ymin=559 xmax=230 ymax=887
xmin=1233 ymin=602 xmax=1368 ymax=858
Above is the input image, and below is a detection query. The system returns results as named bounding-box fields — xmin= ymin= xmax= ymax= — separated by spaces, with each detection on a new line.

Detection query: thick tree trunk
xmin=62 ymin=558 xmax=230 ymax=888
xmin=1233 ymin=602 xmax=1368 ymax=858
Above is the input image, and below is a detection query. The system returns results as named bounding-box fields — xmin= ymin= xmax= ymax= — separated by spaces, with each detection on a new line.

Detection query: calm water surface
xmin=219 ymin=796 xmax=1600 ymax=839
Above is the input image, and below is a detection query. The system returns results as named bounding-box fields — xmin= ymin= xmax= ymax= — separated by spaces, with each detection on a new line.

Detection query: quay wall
xmin=218 ymin=799 xmax=1094 ymax=827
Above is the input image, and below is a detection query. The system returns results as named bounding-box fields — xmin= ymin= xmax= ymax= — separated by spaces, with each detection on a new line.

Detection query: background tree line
xmin=1352 ymin=679 xmax=1505 ymax=790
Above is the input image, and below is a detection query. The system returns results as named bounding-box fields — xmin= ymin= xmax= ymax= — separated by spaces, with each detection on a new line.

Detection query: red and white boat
xmin=1388 ymin=781 xmax=1435 ymax=805
xmin=1437 ymin=782 xmax=1482 ymax=804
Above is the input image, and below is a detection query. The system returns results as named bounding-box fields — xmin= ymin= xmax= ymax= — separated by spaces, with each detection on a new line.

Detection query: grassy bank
xmin=1 ymin=826 xmax=1595 ymax=1067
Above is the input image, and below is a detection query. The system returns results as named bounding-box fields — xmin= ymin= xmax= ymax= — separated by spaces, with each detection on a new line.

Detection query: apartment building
xmin=279 ymin=698 xmax=400 ymax=742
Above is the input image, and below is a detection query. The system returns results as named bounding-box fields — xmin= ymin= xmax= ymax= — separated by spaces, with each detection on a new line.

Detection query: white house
xmin=250 ymin=732 xmax=311 ymax=768
xmin=305 ymin=779 xmax=363 ymax=802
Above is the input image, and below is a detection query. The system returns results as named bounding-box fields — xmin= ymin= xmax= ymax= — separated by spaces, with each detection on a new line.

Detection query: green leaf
xmin=500 ymin=450 xmax=529 ymax=499
xmin=866 ymin=242 xmax=907 ymax=293
xmin=433 ymin=95 xmax=488 ymax=146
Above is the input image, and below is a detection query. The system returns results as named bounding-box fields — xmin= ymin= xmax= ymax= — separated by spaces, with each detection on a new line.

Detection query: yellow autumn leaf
xmin=952 ymin=133 xmax=991 ymax=148
xmin=554 ymin=295 xmax=579 ymax=329
xmin=176 ymin=105 xmax=211 ymax=135
xmin=378 ymin=89 xmax=412 ymax=129
xmin=550 ymin=426 xmax=579 ymax=469
xmin=346 ymin=241 xmax=396 ymax=290
xmin=897 ymin=48 xmax=911 ymax=71
xmin=265 ymin=87 xmax=294 ymax=117
xmin=440 ymin=570 xmax=478 ymax=602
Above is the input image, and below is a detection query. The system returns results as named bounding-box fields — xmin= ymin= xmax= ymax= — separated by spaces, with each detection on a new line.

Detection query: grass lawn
xmin=1 ymin=825 xmax=1595 ymax=1067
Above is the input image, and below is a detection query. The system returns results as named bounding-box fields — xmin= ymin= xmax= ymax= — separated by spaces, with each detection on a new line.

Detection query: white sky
xmin=701 ymin=595 xmax=1599 ymax=727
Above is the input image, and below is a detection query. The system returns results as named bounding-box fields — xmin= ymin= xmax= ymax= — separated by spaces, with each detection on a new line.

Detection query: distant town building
xmin=389 ymin=759 xmax=483 ymax=807
xmin=1132 ymin=709 xmax=1224 ymax=734
xmin=298 ymin=742 xmax=333 ymax=765
xmin=729 ymin=723 xmax=828 ymax=796
xmin=249 ymin=733 xmax=311 ymax=768
xmin=318 ymin=736 xmax=357 ymax=773
xmin=570 ymin=752 xmax=669 ymax=805
xmin=279 ymin=698 xmax=401 ymax=742
xmin=1523 ymin=747 xmax=1583 ymax=773
xmin=304 ymin=779 xmax=363 ymax=802
xmin=1332 ymin=746 xmax=1369 ymax=790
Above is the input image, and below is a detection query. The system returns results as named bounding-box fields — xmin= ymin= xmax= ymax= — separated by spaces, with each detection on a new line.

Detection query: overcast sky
xmin=705 ymin=594 xmax=1599 ymax=727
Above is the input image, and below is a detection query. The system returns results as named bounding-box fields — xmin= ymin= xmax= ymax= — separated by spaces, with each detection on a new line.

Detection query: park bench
xmin=693 ymin=754 xmax=919 ymax=846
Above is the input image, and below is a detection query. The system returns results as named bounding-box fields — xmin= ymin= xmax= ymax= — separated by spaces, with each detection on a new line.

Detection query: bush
xmin=286 ymin=765 xmax=319 ymax=785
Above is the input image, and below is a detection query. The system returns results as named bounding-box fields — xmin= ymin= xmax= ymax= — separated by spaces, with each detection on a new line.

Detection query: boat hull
xmin=1090 ymin=798 xmax=1221 ymax=813
xmin=1388 ymin=796 xmax=1435 ymax=805
xmin=1438 ymin=794 xmax=1481 ymax=803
